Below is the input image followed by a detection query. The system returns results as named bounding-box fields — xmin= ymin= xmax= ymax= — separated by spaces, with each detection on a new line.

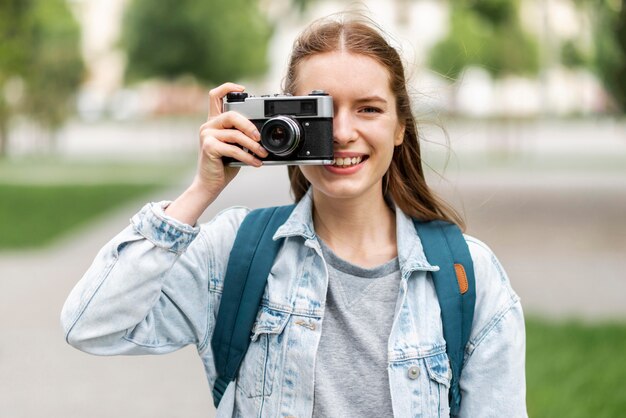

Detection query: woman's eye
xmin=361 ymin=107 xmax=382 ymax=114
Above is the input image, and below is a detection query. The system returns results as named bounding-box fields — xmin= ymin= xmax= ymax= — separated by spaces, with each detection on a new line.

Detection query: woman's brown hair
xmin=284 ymin=15 xmax=465 ymax=230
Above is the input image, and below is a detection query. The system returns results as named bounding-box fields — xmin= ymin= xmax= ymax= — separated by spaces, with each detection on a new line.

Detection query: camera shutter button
xmin=225 ymin=92 xmax=248 ymax=102
xmin=309 ymin=90 xmax=328 ymax=96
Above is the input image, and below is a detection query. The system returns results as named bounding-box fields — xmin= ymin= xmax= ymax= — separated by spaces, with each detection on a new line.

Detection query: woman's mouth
xmin=324 ymin=155 xmax=368 ymax=174
xmin=331 ymin=155 xmax=367 ymax=167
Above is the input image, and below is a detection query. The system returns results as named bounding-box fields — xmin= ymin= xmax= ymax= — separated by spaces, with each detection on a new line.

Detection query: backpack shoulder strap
xmin=211 ymin=204 xmax=295 ymax=408
xmin=412 ymin=219 xmax=476 ymax=417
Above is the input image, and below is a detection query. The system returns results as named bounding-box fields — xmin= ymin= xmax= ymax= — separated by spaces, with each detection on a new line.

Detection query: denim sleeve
xmin=60 ymin=201 xmax=248 ymax=356
xmin=458 ymin=237 xmax=528 ymax=417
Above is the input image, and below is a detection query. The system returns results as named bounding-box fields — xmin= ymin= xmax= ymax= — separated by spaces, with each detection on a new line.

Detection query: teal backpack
xmin=211 ymin=205 xmax=476 ymax=416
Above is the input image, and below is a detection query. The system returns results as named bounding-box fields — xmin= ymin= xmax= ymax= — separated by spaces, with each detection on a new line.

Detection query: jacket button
xmin=408 ymin=366 xmax=420 ymax=380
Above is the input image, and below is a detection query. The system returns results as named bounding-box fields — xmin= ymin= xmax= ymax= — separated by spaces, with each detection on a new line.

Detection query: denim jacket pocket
xmin=236 ymin=306 xmax=290 ymax=398
xmin=423 ymin=352 xmax=452 ymax=416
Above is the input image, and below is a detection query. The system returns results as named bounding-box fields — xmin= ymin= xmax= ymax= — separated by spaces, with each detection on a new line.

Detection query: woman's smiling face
xmin=295 ymin=51 xmax=405 ymax=202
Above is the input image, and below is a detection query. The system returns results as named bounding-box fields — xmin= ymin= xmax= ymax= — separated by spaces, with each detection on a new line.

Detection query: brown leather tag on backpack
xmin=454 ymin=264 xmax=469 ymax=294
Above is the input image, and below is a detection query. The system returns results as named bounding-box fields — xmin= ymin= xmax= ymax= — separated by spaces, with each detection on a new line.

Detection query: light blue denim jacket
xmin=61 ymin=191 xmax=527 ymax=417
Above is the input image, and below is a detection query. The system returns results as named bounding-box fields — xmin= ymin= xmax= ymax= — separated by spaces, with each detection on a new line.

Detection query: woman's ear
xmin=394 ymin=124 xmax=405 ymax=146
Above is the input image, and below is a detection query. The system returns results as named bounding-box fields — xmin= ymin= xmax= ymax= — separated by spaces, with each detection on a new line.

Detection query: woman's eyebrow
xmin=354 ymin=95 xmax=388 ymax=104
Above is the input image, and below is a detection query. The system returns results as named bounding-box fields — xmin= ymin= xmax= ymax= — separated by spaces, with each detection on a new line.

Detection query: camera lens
xmin=268 ymin=126 xmax=286 ymax=145
xmin=260 ymin=116 xmax=301 ymax=157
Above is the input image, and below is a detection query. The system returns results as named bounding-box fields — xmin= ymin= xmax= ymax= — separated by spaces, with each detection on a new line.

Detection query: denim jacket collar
xmin=273 ymin=189 xmax=317 ymax=241
xmin=274 ymin=188 xmax=438 ymax=276
xmin=394 ymin=204 xmax=440 ymax=276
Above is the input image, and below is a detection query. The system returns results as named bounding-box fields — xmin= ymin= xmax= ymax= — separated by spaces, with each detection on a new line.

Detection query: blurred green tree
xmin=560 ymin=39 xmax=589 ymax=69
xmin=429 ymin=0 xmax=539 ymax=80
xmin=0 ymin=0 xmax=32 ymax=156
xmin=23 ymin=0 xmax=84 ymax=150
xmin=471 ymin=0 xmax=517 ymax=24
xmin=0 ymin=0 xmax=83 ymax=156
xmin=122 ymin=0 xmax=272 ymax=85
xmin=589 ymin=0 xmax=626 ymax=111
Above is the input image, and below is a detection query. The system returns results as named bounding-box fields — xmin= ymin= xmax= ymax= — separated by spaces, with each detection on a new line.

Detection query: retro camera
xmin=222 ymin=90 xmax=334 ymax=166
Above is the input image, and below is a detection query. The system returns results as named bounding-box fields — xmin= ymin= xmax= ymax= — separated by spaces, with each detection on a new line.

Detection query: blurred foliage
xmin=0 ymin=0 xmax=84 ymax=156
xmin=470 ymin=0 xmax=517 ymax=24
xmin=291 ymin=0 xmax=315 ymax=14
xmin=122 ymin=0 xmax=272 ymax=85
xmin=561 ymin=39 xmax=589 ymax=68
xmin=564 ymin=0 xmax=626 ymax=111
xmin=23 ymin=0 xmax=84 ymax=131
xmin=429 ymin=0 xmax=539 ymax=80
xmin=588 ymin=0 xmax=626 ymax=111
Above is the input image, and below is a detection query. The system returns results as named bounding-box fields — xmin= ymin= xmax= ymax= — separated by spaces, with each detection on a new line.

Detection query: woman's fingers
xmin=204 ymin=111 xmax=260 ymax=141
xmin=199 ymin=111 xmax=267 ymax=159
xmin=199 ymin=113 xmax=268 ymax=167
xmin=201 ymin=128 xmax=267 ymax=158
xmin=210 ymin=140 xmax=263 ymax=167
xmin=208 ymin=82 xmax=246 ymax=118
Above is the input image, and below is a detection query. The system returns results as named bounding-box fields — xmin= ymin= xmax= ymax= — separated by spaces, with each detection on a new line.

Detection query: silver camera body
xmin=223 ymin=91 xmax=334 ymax=166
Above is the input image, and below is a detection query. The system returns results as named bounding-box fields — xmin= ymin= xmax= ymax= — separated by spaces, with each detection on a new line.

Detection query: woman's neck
xmin=312 ymin=188 xmax=397 ymax=268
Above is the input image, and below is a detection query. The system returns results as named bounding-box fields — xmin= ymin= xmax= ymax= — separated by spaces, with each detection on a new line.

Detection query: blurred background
xmin=1 ymin=0 xmax=624 ymax=417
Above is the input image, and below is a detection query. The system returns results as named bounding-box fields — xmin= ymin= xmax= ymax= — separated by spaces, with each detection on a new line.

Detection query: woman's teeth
xmin=332 ymin=156 xmax=362 ymax=167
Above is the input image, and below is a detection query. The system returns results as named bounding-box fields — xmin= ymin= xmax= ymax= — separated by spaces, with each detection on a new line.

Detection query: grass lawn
xmin=0 ymin=158 xmax=190 ymax=249
xmin=526 ymin=318 xmax=626 ymax=417
xmin=0 ymin=157 xmax=191 ymax=184
xmin=0 ymin=183 xmax=164 ymax=249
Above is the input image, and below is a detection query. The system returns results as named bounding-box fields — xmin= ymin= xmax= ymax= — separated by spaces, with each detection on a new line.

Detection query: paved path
xmin=1 ymin=165 xmax=625 ymax=417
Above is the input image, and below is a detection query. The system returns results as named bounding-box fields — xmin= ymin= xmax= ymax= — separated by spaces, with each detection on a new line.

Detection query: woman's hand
xmin=165 ymin=82 xmax=268 ymax=225
xmin=194 ymin=82 xmax=267 ymax=196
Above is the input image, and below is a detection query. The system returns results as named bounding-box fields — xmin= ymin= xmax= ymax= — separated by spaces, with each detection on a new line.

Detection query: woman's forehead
xmin=294 ymin=51 xmax=393 ymax=99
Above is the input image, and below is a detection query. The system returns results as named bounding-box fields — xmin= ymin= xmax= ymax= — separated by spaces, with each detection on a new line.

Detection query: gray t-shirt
xmin=312 ymin=239 xmax=401 ymax=418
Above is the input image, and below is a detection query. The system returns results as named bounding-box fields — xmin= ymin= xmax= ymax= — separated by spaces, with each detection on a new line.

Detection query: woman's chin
xmin=311 ymin=179 xmax=383 ymax=202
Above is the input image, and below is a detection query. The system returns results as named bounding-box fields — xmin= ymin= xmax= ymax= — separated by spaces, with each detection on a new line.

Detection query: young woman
xmin=62 ymin=15 xmax=526 ymax=417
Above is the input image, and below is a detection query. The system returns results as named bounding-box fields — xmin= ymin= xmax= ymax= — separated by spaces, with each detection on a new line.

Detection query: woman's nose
xmin=332 ymin=109 xmax=356 ymax=145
